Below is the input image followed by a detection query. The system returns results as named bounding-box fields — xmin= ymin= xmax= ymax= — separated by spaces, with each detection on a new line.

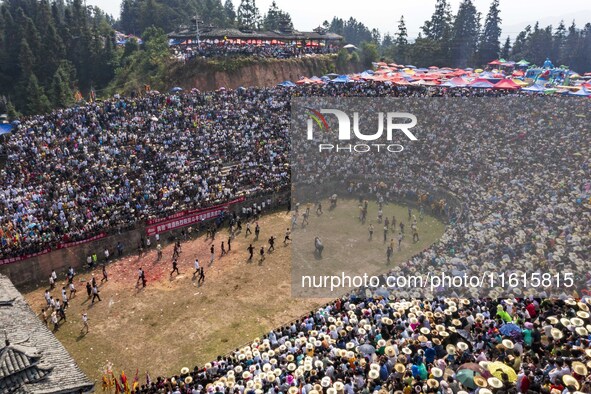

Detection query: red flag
xmin=113 ymin=372 xmax=122 ymax=394
xmin=121 ymin=371 xmax=130 ymax=394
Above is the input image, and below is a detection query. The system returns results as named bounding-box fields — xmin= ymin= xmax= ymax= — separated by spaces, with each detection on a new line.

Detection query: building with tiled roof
xmin=169 ymin=21 xmax=343 ymax=46
xmin=0 ymin=275 xmax=93 ymax=394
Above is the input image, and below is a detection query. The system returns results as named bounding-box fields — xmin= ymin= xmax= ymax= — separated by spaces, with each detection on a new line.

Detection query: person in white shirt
xmin=81 ymin=313 xmax=89 ymax=334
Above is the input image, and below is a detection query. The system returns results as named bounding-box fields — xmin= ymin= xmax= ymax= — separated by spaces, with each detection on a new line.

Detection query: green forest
xmin=1 ymin=0 xmax=591 ymax=115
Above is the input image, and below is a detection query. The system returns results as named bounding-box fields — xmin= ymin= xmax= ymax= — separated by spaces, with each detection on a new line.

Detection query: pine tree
xmin=419 ymin=0 xmax=453 ymax=65
xmin=382 ymin=33 xmax=393 ymax=48
xmin=500 ymin=36 xmax=511 ymax=59
xmin=237 ymin=0 xmax=261 ymax=30
xmin=263 ymin=1 xmax=292 ymax=31
xmin=394 ymin=16 xmax=409 ymax=64
xmin=562 ymin=21 xmax=581 ymax=69
xmin=50 ymin=66 xmax=73 ymax=108
xmin=476 ymin=0 xmax=501 ymax=65
xmin=552 ymin=20 xmax=566 ymax=65
xmin=18 ymin=38 xmax=34 ymax=79
xmin=422 ymin=0 xmax=453 ymax=40
xmin=224 ymin=0 xmax=236 ymax=26
xmin=450 ymin=0 xmax=480 ymax=67
xmin=24 ymin=74 xmax=51 ymax=115
xmin=203 ymin=0 xmax=228 ymax=27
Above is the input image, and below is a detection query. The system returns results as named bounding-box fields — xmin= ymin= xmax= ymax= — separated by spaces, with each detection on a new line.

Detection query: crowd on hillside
xmin=132 ymin=292 xmax=591 ymax=393
xmin=172 ymin=43 xmax=338 ymax=62
xmin=2 ymin=83 xmax=588 ymax=270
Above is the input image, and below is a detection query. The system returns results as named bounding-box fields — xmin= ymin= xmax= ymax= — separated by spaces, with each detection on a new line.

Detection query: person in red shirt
xmin=526 ymin=300 xmax=537 ymax=319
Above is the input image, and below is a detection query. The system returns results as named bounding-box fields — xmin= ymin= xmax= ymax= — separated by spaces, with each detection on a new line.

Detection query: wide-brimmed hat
xmin=427 ymin=379 xmax=439 ymax=388
xmin=474 ymin=376 xmax=487 ymax=388
xmin=395 ymin=363 xmax=406 ymax=373
xmin=575 ymin=326 xmax=588 ymax=336
xmin=563 ymin=375 xmax=580 ymax=390
xmin=431 ymin=367 xmax=443 ymax=378
xmin=184 ymin=376 xmax=193 ymax=384
xmin=502 ymin=339 xmax=514 ymax=349
xmin=572 ymin=361 xmax=588 ymax=376
xmin=180 ymin=367 xmax=189 ymax=375
xmin=457 ymin=342 xmax=468 ymax=351
xmin=446 ymin=344 xmax=456 ymax=355
xmin=385 ymin=346 xmax=396 ymax=357
xmin=368 ymin=370 xmax=379 ymax=379
xmin=488 ymin=377 xmax=503 ymax=388
xmin=551 ymin=328 xmax=564 ymax=339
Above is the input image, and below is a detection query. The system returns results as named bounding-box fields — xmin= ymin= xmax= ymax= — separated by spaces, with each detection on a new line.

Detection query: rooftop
xmin=0 ymin=275 xmax=93 ymax=394
xmin=169 ymin=26 xmax=343 ymax=42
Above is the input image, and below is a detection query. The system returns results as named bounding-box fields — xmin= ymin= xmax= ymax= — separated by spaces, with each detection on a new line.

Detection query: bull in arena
xmin=329 ymin=194 xmax=338 ymax=210
xmin=314 ymin=236 xmax=324 ymax=258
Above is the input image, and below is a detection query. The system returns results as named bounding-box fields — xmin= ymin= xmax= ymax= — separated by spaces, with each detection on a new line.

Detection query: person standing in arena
xmin=170 ymin=259 xmax=180 ymax=277
xmin=193 ymin=258 xmax=200 ymax=278
xmin=247 ymin=244 xmax=254 ymax=261
xmin=81 ymin=313 xmax=89 ymax=334
xmin=101 ymin=264 xmax=108 ymax=283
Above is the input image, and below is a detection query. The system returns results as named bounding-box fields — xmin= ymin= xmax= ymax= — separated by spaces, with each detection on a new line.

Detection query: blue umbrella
xmin=499 ymin=323 xmax=521 ymax=336
xmin=358 ymin=343 xmax=376 ymax=355
xmin=170 ymin=87 xmax=183 ymax=92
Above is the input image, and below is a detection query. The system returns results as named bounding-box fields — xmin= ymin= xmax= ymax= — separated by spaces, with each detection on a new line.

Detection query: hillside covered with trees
xmin=0 ymin=0 xmax=117 ymax=115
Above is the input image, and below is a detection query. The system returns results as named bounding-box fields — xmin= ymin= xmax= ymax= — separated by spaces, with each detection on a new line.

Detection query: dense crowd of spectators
xmin=135 ymin=293 xmax=591 ymax=393
xmin=172 ymin=43 xmax=339 ymax=62
xmin=3 ymin=79 xmax=591 ymax=393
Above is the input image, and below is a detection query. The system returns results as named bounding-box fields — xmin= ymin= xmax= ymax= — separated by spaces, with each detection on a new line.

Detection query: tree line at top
xmin=118 ymin=0 xmax=293 ymax=35
xmin=328 ymin=0 xmax=591 ymax=73
xmin=1 ymin=0 xmax=590 ymax=116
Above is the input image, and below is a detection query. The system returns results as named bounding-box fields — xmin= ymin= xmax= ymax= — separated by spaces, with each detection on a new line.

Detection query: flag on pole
xmin=121 ymin=371 xmax=130 ymax=394
xmin=101 ymin=374 xmax=110 ymax=391
xmin=113 ymin=372 xmax=122 ymax=394
xmin=90 ymin=87 xmax=96 ymax=102
xmin=132 ymin=369 xmax=139 ymax=391
xmin=146 ymin=371 xmax=152 ymax=386
xmin=74 ymin=90 xmax=83 ymax=102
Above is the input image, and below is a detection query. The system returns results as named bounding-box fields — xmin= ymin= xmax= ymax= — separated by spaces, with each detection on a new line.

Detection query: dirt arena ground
xmin=24 ymin=199 xmax=445 ymax=383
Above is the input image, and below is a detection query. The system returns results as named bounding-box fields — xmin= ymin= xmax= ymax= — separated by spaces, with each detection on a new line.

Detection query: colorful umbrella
xmin=487 ymin=362 xmax=517 ymax=382
xmin=456 ymin=369 xmax=478 ymax=389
